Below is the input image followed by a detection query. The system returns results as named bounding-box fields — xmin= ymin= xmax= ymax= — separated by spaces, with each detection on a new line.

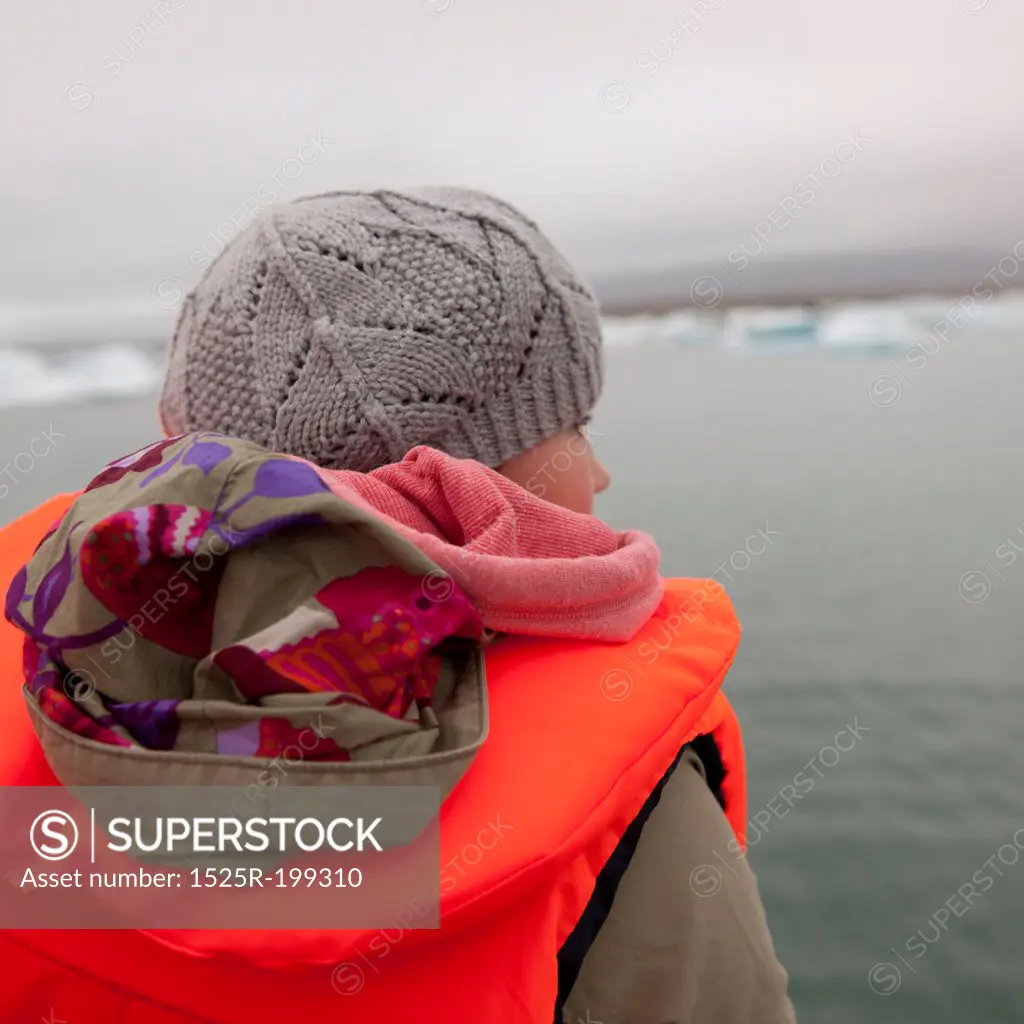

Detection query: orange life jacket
xmin=0 ymin=494 xmax=746 ymax=1024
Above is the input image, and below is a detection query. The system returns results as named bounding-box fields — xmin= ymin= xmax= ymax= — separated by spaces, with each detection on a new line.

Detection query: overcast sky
xmin=1 ymin=0 xmax=1021 ymax=332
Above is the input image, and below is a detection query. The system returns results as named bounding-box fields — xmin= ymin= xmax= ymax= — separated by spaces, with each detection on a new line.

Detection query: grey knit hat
xmin=159 ymin=187 xmax=604 ymax=472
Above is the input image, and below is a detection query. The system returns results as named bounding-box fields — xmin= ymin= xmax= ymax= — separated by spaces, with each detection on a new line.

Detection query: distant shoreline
xmin=600 ymin=285 xmax=1024 ymax=317
xmin=4 ymin=243 xmax=1024 ymax=348
xmin=591 ymin=246 xmax=1024 ymax=316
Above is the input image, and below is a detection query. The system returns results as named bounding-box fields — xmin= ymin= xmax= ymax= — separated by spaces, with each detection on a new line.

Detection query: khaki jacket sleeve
xmin=562 ymin=748 xmax=797 ymax=1024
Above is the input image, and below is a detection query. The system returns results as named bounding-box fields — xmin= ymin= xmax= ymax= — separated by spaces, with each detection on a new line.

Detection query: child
xmin=0 ymin=188 xmax=794 ymax=1022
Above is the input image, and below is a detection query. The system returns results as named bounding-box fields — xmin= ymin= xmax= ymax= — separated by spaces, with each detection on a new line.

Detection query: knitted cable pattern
xmin=159 ymin=187 xmax=604 ymax=471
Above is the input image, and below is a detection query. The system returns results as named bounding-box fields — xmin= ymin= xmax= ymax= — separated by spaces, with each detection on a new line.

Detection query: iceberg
xmin=723 ymin=307 xmax=819 ymax=349
xmin=816 ymin=304 xmax=928 ymax=351
xmin=0 ymin=344 xmax=162 ymax=409
xmin=602 ymin=311 xmax=718 ymax=348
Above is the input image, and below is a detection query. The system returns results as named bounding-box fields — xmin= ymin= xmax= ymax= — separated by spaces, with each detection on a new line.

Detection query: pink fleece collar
xmin=312 ymin=446 xmax=663 ymax=642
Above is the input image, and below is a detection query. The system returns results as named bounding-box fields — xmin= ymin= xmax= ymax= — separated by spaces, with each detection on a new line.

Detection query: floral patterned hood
xmin=5 ymin=433 xmax=487 ymax=791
